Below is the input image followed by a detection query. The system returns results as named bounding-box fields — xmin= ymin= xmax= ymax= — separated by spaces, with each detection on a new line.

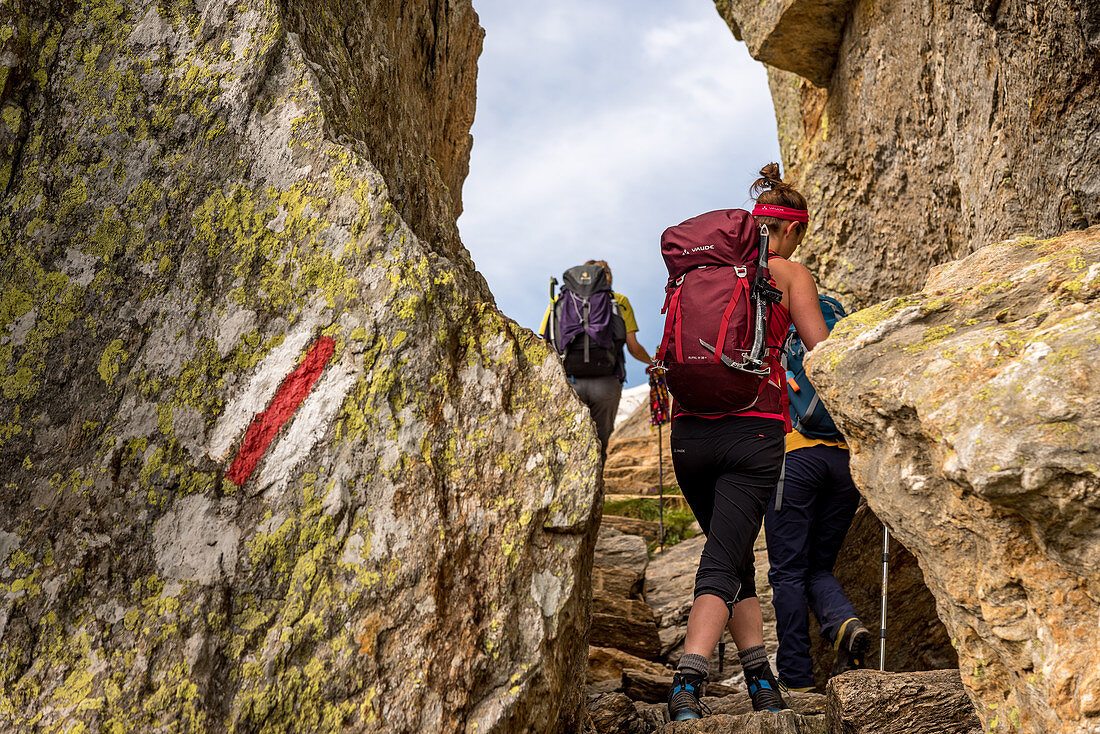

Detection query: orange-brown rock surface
xmin=716 ymin=0 xmax=1100 ymax=309
xmin=604 ymin=396 xmax=677 ymax=496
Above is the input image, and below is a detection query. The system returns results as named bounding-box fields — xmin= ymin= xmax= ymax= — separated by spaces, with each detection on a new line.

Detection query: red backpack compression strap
xmin=657 ymin=279 xmax=684 ymax=362
xmin=712 ymin=277 xmax=748 ymax=364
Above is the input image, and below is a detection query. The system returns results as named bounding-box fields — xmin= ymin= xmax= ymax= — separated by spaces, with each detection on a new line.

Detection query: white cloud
xmin=462 ymin=0 xmax=780 ymax=386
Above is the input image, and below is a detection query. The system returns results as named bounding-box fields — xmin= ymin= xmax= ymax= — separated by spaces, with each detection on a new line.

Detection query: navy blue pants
xmin=671 ymin=415 xmax=785 ymax=612
xmin=764 ymin=444 xmax=860 ymax=687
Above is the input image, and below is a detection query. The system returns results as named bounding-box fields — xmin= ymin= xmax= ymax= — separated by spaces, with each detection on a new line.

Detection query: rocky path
xmin=586 ymin=403 xmax=981 ymax=733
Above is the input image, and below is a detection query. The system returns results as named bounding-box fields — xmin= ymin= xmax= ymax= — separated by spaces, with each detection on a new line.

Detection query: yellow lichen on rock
xmin=0 ymin=1 xmax=596 ymax=732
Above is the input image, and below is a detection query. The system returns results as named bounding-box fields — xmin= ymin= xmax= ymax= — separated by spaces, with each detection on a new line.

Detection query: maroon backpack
xmin=657 ymin=209 xmax=788 ymax=416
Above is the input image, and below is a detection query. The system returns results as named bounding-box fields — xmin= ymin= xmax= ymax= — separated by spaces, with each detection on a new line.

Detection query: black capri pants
xmin=671 ymin=415 xmax=786 ymax=614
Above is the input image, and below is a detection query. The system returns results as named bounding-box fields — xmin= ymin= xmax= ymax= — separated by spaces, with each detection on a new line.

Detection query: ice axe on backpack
xmin=698 ymin=224 xmax=783 ymax=374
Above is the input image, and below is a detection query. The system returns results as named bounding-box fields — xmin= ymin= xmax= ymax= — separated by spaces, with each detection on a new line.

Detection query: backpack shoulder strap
xmin=818 ymin=294 xmax=847 ymax=318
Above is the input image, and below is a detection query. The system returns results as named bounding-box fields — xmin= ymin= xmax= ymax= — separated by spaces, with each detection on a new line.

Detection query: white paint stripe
xmin=207 ymin=315 xmax=321 ymax=461
xmin=255 ymin=355 xmax=358 ymax=494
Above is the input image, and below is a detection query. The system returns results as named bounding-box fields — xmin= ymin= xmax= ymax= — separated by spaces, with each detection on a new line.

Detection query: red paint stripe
xmin=225 ymin=336 xmax=336 ymax=486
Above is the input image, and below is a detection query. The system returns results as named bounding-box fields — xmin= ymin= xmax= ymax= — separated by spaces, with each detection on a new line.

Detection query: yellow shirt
xmin=539 ymin=291 xmax=638 ymax=337
xmin=786 ymin=430 xmax=848 ymax=453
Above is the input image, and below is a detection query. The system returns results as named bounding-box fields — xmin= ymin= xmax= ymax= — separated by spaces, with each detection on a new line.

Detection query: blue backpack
xmin=784 ymin=295 xmax=846 ymax=439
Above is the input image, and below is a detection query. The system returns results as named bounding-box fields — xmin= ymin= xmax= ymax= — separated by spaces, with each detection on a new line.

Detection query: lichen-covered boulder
xmin=807 ymin=228 xmax=1100 ymax=733
xmin=0 ymin=1 xmax=600 ymax=732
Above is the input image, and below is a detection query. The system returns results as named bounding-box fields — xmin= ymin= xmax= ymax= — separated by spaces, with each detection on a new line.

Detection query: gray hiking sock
xmin=737 ymin=644 xmax=768 ymax=673
xmin=677 ymin=653 xmax=709 ymax=679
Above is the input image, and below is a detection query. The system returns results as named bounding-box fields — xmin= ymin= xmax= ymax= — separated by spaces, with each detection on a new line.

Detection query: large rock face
xmin=714 ymin=0 xmax=855 ymax=87
xmin=716 ymin=0 xmax=1100 ymax=308
xmin=283 ymin=1 xmax=482 ymax=256
xmin=0 ymin=1 xmax=600 ymax=732
xmin=808 ymin=228 xmax=1100 ymax=733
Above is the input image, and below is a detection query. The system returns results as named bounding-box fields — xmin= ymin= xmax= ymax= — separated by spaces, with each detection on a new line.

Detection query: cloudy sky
xmin=458 ymin=0 xmax=780 ymax=388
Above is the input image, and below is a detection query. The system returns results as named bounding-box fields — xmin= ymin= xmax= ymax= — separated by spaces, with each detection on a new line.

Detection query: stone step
xmin=591 ymin=597 xmax=662 ymax=661
xmin=592 ymin=564 xmax=644 ymax=600
xmin=826 ymin=669 xmax=981 ymax=734
xmin=658 ymin=711 xmax=826 ymax=733
xmin=631 ymin=689 xmax=827 ymax=732
xmin=588 ymin=647 xmax=673 ymax=688
xmin=601 ymin=515 xmax=662 ymax=544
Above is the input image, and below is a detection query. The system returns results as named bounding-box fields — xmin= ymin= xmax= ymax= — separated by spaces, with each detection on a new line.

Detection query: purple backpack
xmin=545 ymin=265 xmax=627 ymax=379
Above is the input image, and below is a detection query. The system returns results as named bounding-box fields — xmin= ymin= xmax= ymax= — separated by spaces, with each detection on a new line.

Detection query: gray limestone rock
xmin=595 ymin=525 xmax=651 ymax=580
xmin=808 ymin=229 xmax=1100 ymax=733
xmin=0 ymin=1 xmax=599 ymax=731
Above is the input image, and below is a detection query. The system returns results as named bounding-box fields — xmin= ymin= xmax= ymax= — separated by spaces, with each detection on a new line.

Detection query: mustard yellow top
xmin=539 ymin=292 xmax=638 ymax=337
xmin=786 ymin=430 xmax=848 ymax=453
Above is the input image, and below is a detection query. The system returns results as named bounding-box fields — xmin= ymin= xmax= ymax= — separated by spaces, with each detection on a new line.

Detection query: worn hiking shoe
xmin=832 ymin=617 xmax=873 ymax=677
xmin=745 ymin=665 xmax=789 ymax=713
xmin=667 ymin=671 xmax=709 ymax=721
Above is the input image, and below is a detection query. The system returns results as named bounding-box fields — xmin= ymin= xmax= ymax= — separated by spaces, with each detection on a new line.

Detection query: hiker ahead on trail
xmin=765 ymin=295 xmax=872 ymax=692
xmin=539 ymin=260 xmax=651 ymax=458
xmin=658 ymin=163 xmax=829 ymax=722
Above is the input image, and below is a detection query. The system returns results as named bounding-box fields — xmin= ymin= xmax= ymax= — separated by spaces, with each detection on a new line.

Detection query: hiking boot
xmin=832 ymin=617 xmax=873 ymax=677
xmin=745 ymin=665 xmax=789 ymax=713
xmin=667 ymin=671 xmax=709 ymax=721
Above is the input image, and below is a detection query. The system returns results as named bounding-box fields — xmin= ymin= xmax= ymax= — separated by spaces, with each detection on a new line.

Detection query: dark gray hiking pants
xmin=570 ymin=375 xmax=622 ymax=458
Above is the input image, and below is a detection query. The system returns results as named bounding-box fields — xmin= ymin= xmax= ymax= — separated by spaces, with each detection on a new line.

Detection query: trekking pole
xmin=648 ymin=367 xmax=670 ymax=550
xmin=548 ymin=277 xmax=558 ymax=347
xmin=657 ymin=423 xmax=665 ymax=550
xmin=880 ymin=525 xmax=890 ymax=671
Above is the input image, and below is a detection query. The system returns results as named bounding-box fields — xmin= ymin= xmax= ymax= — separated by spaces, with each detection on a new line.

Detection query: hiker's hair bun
xmin=750 ymin=162 xmax=785 ymax=196
xmin=749 ymin=162 xmax=808 ymax=229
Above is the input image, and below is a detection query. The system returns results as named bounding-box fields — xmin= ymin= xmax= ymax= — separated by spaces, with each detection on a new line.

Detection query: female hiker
xmin=659 ymin=163 xmax=829 ymax=721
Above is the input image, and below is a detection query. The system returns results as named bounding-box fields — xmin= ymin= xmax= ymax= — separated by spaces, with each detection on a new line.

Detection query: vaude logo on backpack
xmin=547 ymin=265 xmax=627 ymax=379
xmin=656 ymin=209 xmax=786 ymax=415
xmin=784 ymin=295 xmax=846 ymax=439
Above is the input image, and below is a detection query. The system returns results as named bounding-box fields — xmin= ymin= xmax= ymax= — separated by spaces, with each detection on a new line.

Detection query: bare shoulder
xmin=769 ymin=257 xmax=814 ymax=288
xmin=770 ymin=257 xmax=811 ymax=277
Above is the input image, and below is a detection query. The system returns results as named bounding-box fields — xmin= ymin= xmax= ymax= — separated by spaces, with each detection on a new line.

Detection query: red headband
xmin=752 ymin=203 xmax=809 ymax=223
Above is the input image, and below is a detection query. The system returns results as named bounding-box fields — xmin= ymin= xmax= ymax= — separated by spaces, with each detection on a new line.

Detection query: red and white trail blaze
xmin=225 ymin=336 xmax=336 ymax=486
